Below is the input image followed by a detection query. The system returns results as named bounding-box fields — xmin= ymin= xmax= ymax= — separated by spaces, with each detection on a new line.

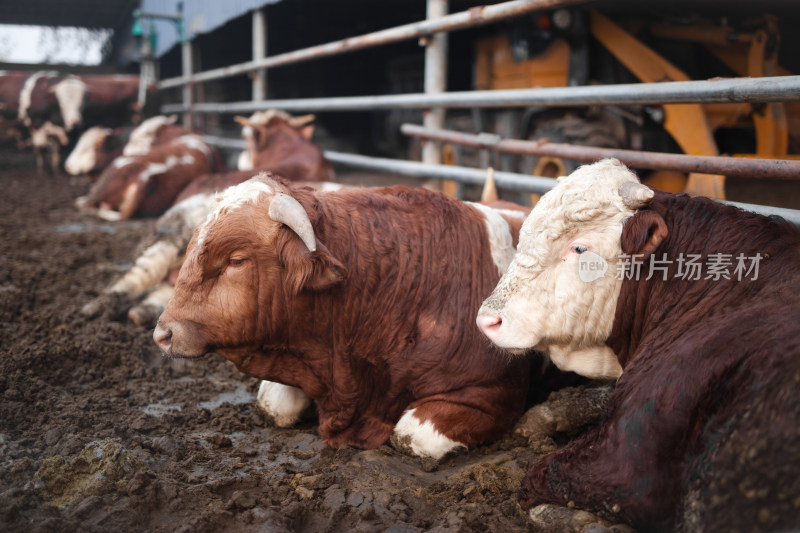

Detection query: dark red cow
xmin=477 ymin=159 xmax=800 ymax=531
xmin=153 ymin=172 xmax=531 ymax=460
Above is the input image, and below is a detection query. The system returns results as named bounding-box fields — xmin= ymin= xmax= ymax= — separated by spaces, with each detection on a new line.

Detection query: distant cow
xmin=78 ymin=134 xmax=220 ymax=220
xmin=64 ymin=126 xmax=132 ymax=177
xmin=51 ymin=74 xmax=140 ymax=132
xmin=123 ymin=114 xmax=191 ymax=156
xmin=235 ymin=110 xmax=333 ymax=181
xmin=153 ymin=172 xmax=531 ymax=459
xmin=477 ymin=159 xmax=800 ymax=530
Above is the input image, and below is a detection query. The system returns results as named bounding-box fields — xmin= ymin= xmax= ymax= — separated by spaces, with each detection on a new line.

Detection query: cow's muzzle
xmin=153 ymin=320 xmax=206 ymax=358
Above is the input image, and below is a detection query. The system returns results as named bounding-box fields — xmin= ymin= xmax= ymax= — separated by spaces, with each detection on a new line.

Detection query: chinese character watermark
xmin=578 ymin=252 xmax=763 ymax=283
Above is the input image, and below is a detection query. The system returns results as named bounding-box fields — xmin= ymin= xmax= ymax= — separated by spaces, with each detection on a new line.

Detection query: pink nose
xmin=476 ymin=314 xmax=502 ymax=341
xmin=153 ymin=324 xmax=173 ymax=354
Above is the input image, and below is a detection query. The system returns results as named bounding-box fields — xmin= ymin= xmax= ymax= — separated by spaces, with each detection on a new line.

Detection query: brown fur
xmin=519 ymin=190 xmax=800 ymax=531
xmin=249 ymin=118 xmax=333 ymax=181
xmin=158 ymin=176 xmax=531 ymax=450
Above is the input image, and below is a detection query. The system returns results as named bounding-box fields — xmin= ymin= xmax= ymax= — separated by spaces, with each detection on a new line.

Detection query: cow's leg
xmin=519 ymin=375 xmax=694 ymax=525
xmin=391 ymin=397 xmax=514 ymax=461
xmin=256 ymin=381 xmax=312 ymax=427
xmin=128 ymin=284 xmax=174 ymax=327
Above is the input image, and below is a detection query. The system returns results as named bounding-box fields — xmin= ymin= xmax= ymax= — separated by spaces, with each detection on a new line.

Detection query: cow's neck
xmin=606 ymin=193 xmax=798 ymax=368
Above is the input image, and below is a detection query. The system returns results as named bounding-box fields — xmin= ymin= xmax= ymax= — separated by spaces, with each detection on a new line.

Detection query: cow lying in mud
xmin=153 ymin=172 xmax=532 ymax=460
xmin=81 ymin=177 xmax=345 ymax=326
xmin=477 ymin=158 xmax=800 ymax=530
xmin=77 ymin=134 xmax=220 ymax=220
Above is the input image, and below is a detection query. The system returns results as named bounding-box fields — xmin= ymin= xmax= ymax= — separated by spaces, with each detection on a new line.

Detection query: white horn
xmin=619 ymin=181 xmax=654 ymax=210
xmin=268 ymin=193 xmax=317 ymax=252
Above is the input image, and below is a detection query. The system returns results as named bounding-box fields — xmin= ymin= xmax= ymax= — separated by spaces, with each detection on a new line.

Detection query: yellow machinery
xmin=470 ymin=8 xmax=799 ymax=200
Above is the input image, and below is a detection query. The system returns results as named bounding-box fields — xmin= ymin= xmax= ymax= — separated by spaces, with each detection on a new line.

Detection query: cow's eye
xmin=572 ymin=245 xmax=588 ymax=254
xmin=228 ymin=257 xmax=246 ymax=267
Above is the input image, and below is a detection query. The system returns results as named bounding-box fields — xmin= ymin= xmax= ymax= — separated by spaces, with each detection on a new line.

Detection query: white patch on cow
xmin=236 ymin=150 xmax=253 ymax=171
xmin=256 ymin=381 xmax=311 ymax=428
xmin=112 ymin=156 xmax=136 ymax=169
xmin=18 ymin=71 xmax=58 ymax=125
xmin=65 ymin=126 xmax=110 ymax=175
xmin=124 ymin=115 xmax=177 ymax=155
xmin=139 ymin=162 xmax=169 ymax=183
xmin=317 ymin=182 xmax=344 ymax=193
xmin=393 ymin=408 xmax=466 ymax=460
xmin=52 ymin=77 xmax=87 ymax=131
xmin=477 ymin=159 xmax=641 ymax=379
xmin=110 ymin=241 xmax=181 ymax=295
xmin=549 ymin=344 xmax=622 ymax=379
xmin=467 ymin=202 xmax=516 ymax=276
xmin=95 ymin=208 xmax=122 ymax=221
xmin=195 ymin=179 xmax=273 ymax=247
xmin=173 ymin=135 xmax=213 ymax=167
xmin=29 ymin=121 xmax=68 ymax=148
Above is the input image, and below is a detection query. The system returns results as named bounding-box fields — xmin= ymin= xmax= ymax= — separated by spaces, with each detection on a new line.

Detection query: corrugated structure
xmin=140 ymin=0 xmax=283 ymax=57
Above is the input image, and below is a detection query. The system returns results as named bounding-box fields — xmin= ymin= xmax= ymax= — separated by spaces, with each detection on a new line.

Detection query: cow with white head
xmin=477 ymin=158 xmax=800 ymax=530
xmin=477 ymin=158 xmax=653 ymax=379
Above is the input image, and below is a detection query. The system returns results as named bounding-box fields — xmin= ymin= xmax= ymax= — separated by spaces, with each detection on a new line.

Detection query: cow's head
xmin=65 ymin=126 xmax=112 ymax=175
xmin=476 ymin=159 xmax=666 ymax=379
xmin=51 ymin=77 xmax=87 ymax=132
xmin=123 ymin=114 xmax=178 ymax=156
xmin=235 ymin=111 xmax=316 ymax=171
xmin=153 ymin=172 xmax=347 ymax=359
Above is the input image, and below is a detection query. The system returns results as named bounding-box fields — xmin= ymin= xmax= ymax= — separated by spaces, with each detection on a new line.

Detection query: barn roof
xmin=141 ymin=0 xmax=284 ymax=57
xmin=0 ymin=0 xmax=140 ymax=30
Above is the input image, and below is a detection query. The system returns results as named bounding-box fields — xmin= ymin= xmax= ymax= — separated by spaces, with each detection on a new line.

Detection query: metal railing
xmin=163 ymin=75 xmax=800 ymax=114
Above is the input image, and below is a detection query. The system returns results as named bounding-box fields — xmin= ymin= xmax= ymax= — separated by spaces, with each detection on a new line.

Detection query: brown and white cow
xmin=78 ymin=134 xmax=220 ymax=220
xmin=82 ymin=177 xmax=346 ymax=327
xmin=64 ymin=126 xmax=133 ymax=177
xmin=235 ymin=110 xmax=333 ymax=181
xmin=153 ymin=172 xmax=531 ymax=460
xmin=477 ymin=158 xmax=800 ymax=530
xmin=123 ymin=115 xmax=191 ymax=156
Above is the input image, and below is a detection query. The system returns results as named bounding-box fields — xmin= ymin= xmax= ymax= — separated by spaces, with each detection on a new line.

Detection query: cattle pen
xmin=151 ymin=0 xmax=800 ymax=223
xmin=2 ymin=1 xmax=800 ymax=532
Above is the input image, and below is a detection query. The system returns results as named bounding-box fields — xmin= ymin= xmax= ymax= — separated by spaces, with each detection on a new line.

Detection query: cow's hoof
xmin=128 ymin=304 xmax=160 ymax=328
xmin=515 ymin=383 xmax=613 ymax=440
xmin=81 ymin=292 xmax=132 ymax=321
xmin=527 ymin=503 xmax=612 ymax=533
xmin=255 ymin=381 xmax=312 ymax=428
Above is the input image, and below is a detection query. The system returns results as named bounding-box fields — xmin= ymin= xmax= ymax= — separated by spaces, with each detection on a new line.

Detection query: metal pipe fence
xmin=400 ymin=123 xmax=800 ymax=180
xmin=163 ymin=75 xmax=800 ymax=114
xmin=158 ymin=0 xmax=589 ymax=90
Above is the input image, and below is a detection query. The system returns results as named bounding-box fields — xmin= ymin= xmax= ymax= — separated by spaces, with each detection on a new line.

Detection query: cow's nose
xmin=476 ymin=314 xmax=503 ymax=340
xmin=153 ymin=324 xmax=173 ymax=353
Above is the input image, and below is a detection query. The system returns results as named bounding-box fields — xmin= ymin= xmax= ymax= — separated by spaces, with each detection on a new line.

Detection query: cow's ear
xmin=278 ymin=235 xmax=347 ymax=293
xmin=300 ymin=124 xmax=315 ymax=140
xmin=621 ymin=209 xmax=668 ymax=258
xmin=305 ymin=242 xmax=347 ymax=290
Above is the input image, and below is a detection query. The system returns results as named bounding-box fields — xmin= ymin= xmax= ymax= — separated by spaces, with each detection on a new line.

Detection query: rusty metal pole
xmin=181 ymin=40 xmax=194 ymax=129
xmin=424 ymin=0 xmax=453 ymax=195
xmin=400 ymin=123 xmax=800 ymax=180
xmin=252 ymin=8 xmax=267 ymax=101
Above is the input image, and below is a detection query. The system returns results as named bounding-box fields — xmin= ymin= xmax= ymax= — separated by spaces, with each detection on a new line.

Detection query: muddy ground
xmin=0 ymin=148 xmax=626 ymax=533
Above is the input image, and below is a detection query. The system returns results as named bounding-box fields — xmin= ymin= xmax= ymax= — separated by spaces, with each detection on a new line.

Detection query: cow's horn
xmin=619 ymin=181 xmax=654 ymax=209
xmin=268 ymin=193 xmax=317 ymax=252
xmin=234 ymin=115 xmax=255 ymax=127
xmin=289 ymin=114 xmax=316 ymax=128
